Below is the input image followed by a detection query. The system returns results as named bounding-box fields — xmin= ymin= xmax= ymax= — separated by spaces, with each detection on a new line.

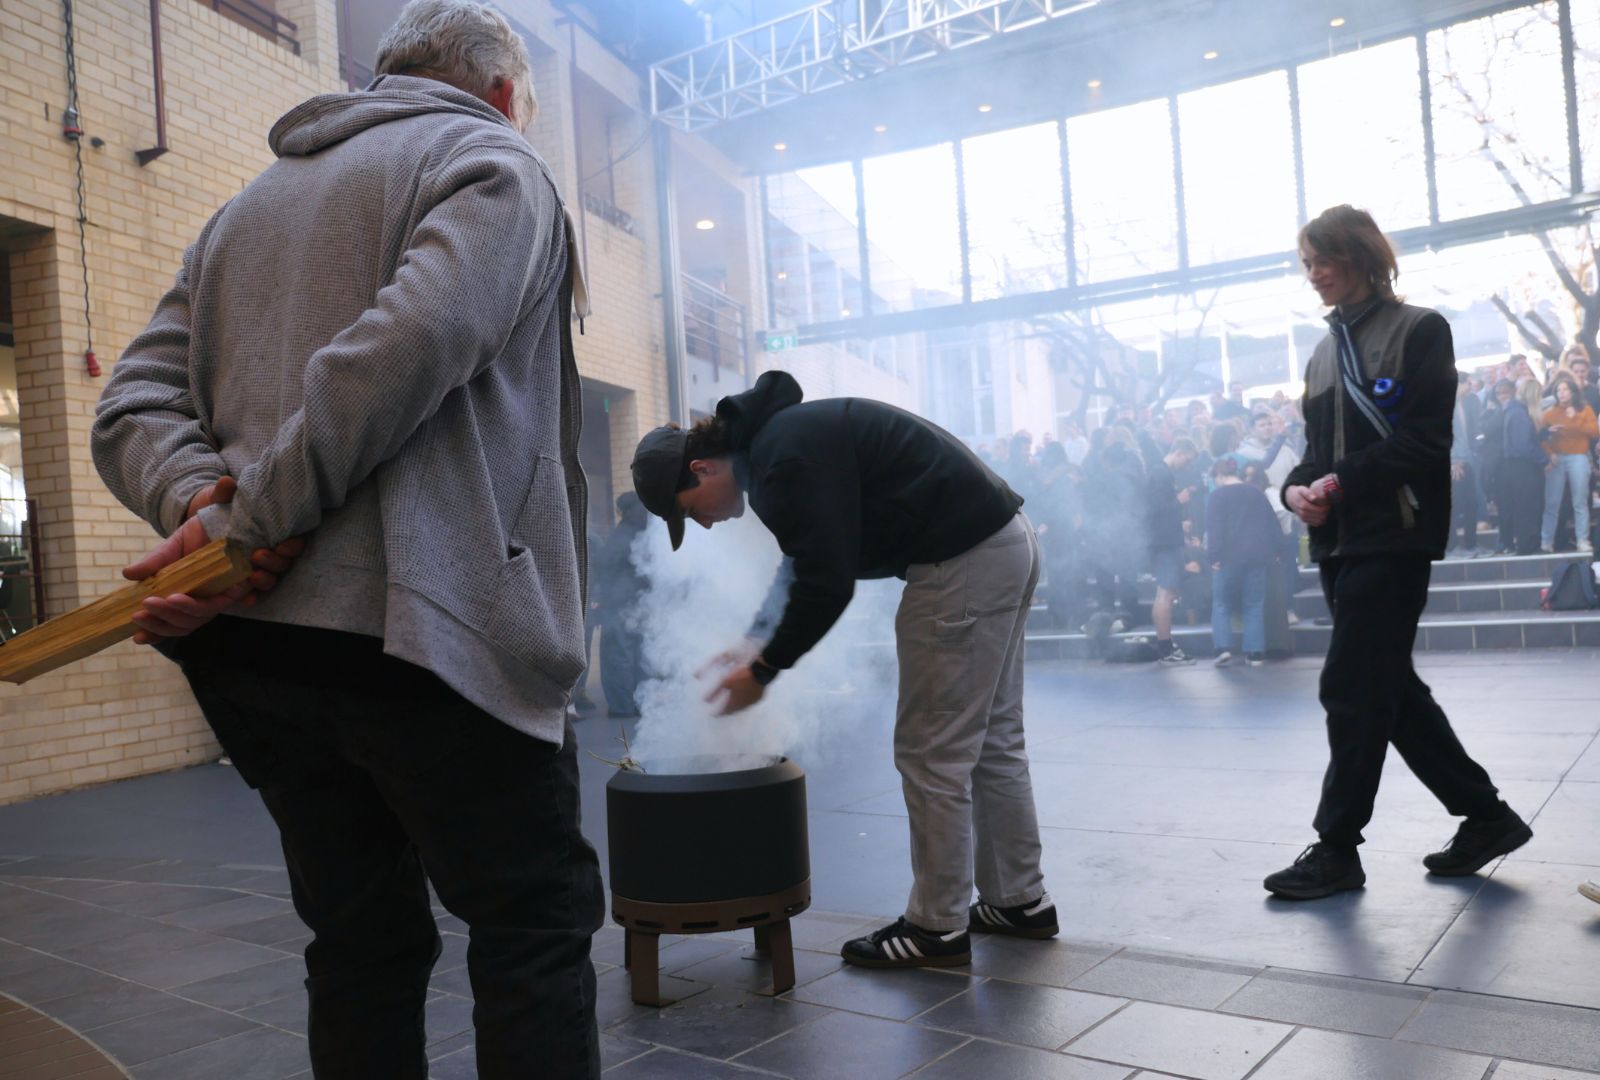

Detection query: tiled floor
xmin=1 ymin=649 xmax=1598 ymax=1079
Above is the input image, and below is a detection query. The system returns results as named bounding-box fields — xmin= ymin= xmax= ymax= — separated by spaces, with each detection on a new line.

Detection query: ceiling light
xmin=694 ymin=219 xmax=715 ymax=231
xmin=977 ymin=103 xmax=992 ymax=113
xmin=1086 ymin=78 xmax=1102 ymax=89
xmin=873 ymin=124 xmax=888 ymax=133
xmin=1329 ymin=16 xmax=1345 ymax=27
xmin=840 ymin=308 xmax=851 ymax=317
xmin=773 ymin=141 xmax=787 ymax=151
xmin=776 ymin=270 xmax=788 ymax=280
xmin=1202 ymin=50 xmax=1218 ymax=60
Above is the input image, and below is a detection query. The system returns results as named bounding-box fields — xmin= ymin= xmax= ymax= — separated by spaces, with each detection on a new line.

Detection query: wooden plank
xmin=0 ymin=539 xmax=253 ymax=685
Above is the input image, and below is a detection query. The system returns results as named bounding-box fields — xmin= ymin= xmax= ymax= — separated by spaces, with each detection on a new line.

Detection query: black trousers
xmin=1449 ymin=462 xmax=1479 ymax=550
xmin=175 ymin=619 xmax=604 ymax=1080
xmin=1498 ymin=457 xmax=1544 ymax=554
xmin=1314 ymin=556 xmax=1504 ymax=850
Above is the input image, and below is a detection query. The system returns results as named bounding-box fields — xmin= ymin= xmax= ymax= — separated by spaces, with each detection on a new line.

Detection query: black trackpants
xmin=173 ymin=617 xmax=605 ymax=1080
xmin=1313 ymin=555 xmax=1505 ymax=850
xmin=1498 ymin=457 xmax=1544 ymax=554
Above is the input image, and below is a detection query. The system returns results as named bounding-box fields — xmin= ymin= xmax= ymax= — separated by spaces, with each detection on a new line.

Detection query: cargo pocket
xmin=931 ymin=612 xmax=978 ymax=713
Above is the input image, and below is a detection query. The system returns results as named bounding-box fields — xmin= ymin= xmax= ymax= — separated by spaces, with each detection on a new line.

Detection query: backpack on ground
xmin=1543 ymin=561 xmax=1599 ymax=611
xmin=1084 ymin=611 xmax=1165 ymax=663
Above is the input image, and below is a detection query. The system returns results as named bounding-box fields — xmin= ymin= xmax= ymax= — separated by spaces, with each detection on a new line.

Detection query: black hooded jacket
xmin=724 ymin=372 xmax=1022 ymax=670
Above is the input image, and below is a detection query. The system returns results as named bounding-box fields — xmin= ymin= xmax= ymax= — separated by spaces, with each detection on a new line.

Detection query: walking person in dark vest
xmin=629 ymin=371 xmax=1055 ymax=968
xmin=1266 ymin=205 xmax=1530 ymax=900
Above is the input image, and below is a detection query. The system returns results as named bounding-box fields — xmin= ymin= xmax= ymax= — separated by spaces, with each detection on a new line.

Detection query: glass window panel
xmin=861 ymin=144 xmax=963 ymax=313
xmin=1178 ymin=71 xmax=1298 ymax=265
xmin=1575 ymin=0 xmax=1600 ymax=192
xmin=1428 ymin=3 xmax=1569 ymax=219
xmin=1067 ymin=98 xmax=1179 ymax=283
xmin=961 ymin=123 xmax=1067 ymax=301
xmin=764 ymin=164 xmax=861 ymax=325
xmin=1298 ymin=37 xmax=1430 ymax=230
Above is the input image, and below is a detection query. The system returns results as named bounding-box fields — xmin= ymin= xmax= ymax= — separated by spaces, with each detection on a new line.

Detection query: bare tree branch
xmin=1490 ymin=293 xmax=1561 ymax=359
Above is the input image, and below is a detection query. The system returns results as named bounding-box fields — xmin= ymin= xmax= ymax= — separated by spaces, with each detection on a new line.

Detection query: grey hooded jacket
xmin=92 ymin=75 xmax=589 ymax=746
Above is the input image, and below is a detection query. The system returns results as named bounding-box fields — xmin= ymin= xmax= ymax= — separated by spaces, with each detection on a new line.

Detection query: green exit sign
xmin=763 ymin=331 xmax=799 ymax=353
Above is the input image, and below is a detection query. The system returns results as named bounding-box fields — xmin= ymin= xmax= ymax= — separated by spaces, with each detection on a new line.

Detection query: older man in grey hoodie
xmin=90 ymin=3 xmax=602 ymax=1077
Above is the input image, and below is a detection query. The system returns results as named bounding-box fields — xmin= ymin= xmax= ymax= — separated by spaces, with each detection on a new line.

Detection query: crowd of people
xmin=974 ymin=340 xmax=1600 ymax=666
xmin=976 ymin=381 xmax=1310 ymax=666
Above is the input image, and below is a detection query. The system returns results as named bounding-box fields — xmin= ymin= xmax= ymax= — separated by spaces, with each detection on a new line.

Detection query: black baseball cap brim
xmin=630 ymin=426 xmax=689 ymax=551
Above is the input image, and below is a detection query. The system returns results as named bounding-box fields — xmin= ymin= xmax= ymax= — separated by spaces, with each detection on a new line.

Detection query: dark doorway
xmin=580 ymin=381 xmax=619 ymax=538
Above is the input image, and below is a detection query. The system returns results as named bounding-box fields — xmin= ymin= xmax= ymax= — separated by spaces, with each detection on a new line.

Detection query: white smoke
xmin=622 ymin=512 xmax=900 ymax=773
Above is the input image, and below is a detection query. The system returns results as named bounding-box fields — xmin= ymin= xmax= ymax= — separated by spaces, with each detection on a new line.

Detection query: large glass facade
xmin=1067 ymin=98 xmax=1179 ymax=283
xmin=1576 ymin=0 xmax=1600 ymax=193
xmin=961 ymin=122 xmax=1066 ymax=300
xmin=1177 ymin=71 xmax=1298 ymax=265
xmin=861 ymin=144 xmax=963 ymax=312
xmin=1298 ymin=36 xmax=1430 ymax=229
xmin=1427 ymin=2 xmax=1570 ymax=219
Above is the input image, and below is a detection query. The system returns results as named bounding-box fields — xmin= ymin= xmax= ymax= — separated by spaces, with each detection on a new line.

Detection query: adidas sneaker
xmin=840 ymin=917 xmax=971 ymax=969
xmin=968 ymin=893 xmax=1060 ymax=940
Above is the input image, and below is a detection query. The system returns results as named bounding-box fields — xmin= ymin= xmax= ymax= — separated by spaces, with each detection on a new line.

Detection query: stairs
xmin=1025 ymin=549 xmax=1600 ymax=659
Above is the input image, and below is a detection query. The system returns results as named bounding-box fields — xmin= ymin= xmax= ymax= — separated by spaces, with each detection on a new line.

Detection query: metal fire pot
xmin=606 ymin=754 xmax=810 ymax=1005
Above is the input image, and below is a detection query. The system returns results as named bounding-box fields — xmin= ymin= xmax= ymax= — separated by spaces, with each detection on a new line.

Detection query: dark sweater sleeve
xmin=753 ymin=460 xmax=860 ymax=670
xmin=1333 ymin=313 xmax=1456 ymax=500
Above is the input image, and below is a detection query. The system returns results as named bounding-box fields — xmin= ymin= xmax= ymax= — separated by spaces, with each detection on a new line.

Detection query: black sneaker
xmin=1423 ymin=810 xmax=1532 ymax=876
xmin=1246 ymin=652 xmax=1266 ymax=667
xmin=1264 ymin=843 xmax=1366 ymax=900
xmin=969 ymin=894 xmax=1059 ymax=939
xmin=1157 ymin=644 xmax=1195 ymax=666
xmin=841 ymin=917 xmax=970 ymax=969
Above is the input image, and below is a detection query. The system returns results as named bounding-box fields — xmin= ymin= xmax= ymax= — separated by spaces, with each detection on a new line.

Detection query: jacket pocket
xmin=483 ymin=455 xmax=587 ymax=688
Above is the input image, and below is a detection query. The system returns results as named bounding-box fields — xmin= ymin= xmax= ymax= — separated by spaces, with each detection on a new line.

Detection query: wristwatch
xmin=749 ymin=657 xmax=780 ymax=686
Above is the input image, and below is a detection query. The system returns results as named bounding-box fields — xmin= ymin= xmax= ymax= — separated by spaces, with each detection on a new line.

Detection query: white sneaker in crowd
xmin=1214 ymin=650 xmax=1234 ymax=667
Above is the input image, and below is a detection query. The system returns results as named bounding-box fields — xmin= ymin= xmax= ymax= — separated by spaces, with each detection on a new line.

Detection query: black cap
xmin=630 ymin=426 xmax=687 ymax=550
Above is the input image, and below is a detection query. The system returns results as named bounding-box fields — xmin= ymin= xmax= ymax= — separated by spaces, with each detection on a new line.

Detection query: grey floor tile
xmin=788 ymin=965 xmax=978 ymax=1020
xmin=1399 ymin=990 xmax=1600 ymax=1072
xmin=436 ymin=931 xmax=468 ymax=972
xmin=216 ymin=912 xmax=310 ymax=947
xmin=969 ymin=936 xmax=1121 ymax=989
xmin=427 ymin=1045 xmax=477 ymax=1080
xmin=788 ymin=910 xmax=891 ymax=950
xmin=130 ymin=1026 xmax=311 ymax=1079
xmin=599 ymin=1031 xmax=652 ymax=1071
xmin=657 ymin=937 xmax=744 ymax=974
xmin=1218 ymin=968 xmax=1428 ymax=1037
xmin=429 ymin=963 xmax=474 ymax=998
xmin=1410 ymin=860 xmax=1600 ymax=1010
xmin=0 ymin=954 xmax=126 ymax=1005
xmin=907 ymin=1038 xmax=1134 ymax=1080
xmin=169 ymin=955 xmax=307 ymax=1012
xmin=1062 ymin=1001 xmax=1292 ymax=1080
xmin=86 ymin=933 xmax=286 ymax=991
xmin=1249 ymin=1028 xmax=1493 ymax=1080
xmin=426 ymin=1030 xmax=473 ymax=1061
xmin=603 ymin=1047 xmax=773 ymax=1078
xmin=913 ymin=978 xmax=1125 ymax=1050
xmin=593 ymin=965 xmax=710 ymax=1029
xmin=87 ymin=882 xmax=245 ymax=919
xmin=239 ymin=992 xmax=309 ymax=1036
xmin=1491 ymin=1063 xmax=1600 ymax=1080
xmin=85 ymin=999 xmax=261 ymax=1066
xmin=32 ymin=978 xmax=179 ymax=1031
xmin=672 ymin=942 xmax=842 ymax=993
xmin=1066 ymin=951 xmax=1257 ymax=1009
xmin=159 ymin=894 xmax=295 ymax=932
xmin=735 ymin=1008 xmax=965 ymax=1079
xmin=425 ymin=992 xmax=476 ymax=1046
xmin=607 ymin=985 xmax=828 ymax=1059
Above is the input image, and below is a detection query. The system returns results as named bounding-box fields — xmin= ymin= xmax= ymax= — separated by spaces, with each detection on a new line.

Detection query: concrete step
xmin=1025 ymin=607 xmax=1600 ymax=660
xmin=1296 ymin=550 xmax=1592 ymax=589
xmin=1293 ymin=578 xmax=1549 ymax=620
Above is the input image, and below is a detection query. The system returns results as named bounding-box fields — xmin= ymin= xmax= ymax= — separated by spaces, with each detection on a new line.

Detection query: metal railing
xmin=0 ymin=499 xmax=43 ymax=638
xmin=682 ymin=274 xmax=749 ymax=382
xmin=203 ymin=0 xmax=299 ymax=54
xmin=650 ymin=0 xmax=1105 ymax=130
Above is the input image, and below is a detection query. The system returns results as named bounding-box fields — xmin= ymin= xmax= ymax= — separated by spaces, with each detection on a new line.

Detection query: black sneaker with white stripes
xmin=968 ymin=894 xmax=1059 ymax=939
xmin=840 ymin=917 xmax=971 ymax=969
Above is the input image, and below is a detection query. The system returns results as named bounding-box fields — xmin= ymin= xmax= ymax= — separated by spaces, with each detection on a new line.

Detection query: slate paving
xmin=0 ymin=651 xmax=1597 ymax=1078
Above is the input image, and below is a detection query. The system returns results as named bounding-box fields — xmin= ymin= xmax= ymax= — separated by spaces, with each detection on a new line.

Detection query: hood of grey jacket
xmin=268 ymin=75 xmax=515 ymax=158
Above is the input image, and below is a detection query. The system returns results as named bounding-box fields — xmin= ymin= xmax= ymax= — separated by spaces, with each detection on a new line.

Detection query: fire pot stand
xmin=606 ymin=756 xmax=810 ymax=1006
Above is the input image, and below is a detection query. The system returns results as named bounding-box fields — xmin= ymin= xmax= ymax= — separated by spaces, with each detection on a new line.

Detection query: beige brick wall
xmin=2 ymin=0 xmax=339 ymax=806
xmin=0 ymin=0 xmax=713 ymax=805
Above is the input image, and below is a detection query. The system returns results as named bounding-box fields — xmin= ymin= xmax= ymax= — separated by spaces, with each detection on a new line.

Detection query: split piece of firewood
xmin=0 ymin=539 xmax=252 ymax=685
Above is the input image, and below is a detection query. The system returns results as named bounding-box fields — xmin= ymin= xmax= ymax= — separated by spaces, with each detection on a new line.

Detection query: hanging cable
xmin=61 ymin=0 xmax=99 ymax=377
